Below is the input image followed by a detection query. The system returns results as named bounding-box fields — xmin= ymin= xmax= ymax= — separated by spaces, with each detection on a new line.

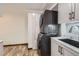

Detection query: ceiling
xmin=0 ymin=3 xmax=54 ymax=13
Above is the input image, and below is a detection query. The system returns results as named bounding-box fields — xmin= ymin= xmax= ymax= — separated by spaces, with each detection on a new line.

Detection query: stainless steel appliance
xmin=37 ymin=10 xmax=60 ymax=56
xmin=40 ymin=10 xmax=58 ymax=34
xmin=44 ymin=24 xmax=59 ymax=36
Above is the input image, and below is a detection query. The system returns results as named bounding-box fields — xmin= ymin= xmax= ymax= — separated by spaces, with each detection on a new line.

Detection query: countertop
xmin=51 ymin=37 xmax=79 ymax=54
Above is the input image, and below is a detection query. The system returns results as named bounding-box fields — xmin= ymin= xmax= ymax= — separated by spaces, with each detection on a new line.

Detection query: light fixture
xmin=32 ymin=13 xmax=35 ymax=16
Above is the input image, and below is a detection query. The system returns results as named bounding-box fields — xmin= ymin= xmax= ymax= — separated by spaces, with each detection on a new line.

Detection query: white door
xmin=28 ymin=13 xmax=34 ymax=48
xmin=28 ymin=13 xmax=41 ymax=49
xmin=32 ymin=13 xmax=41 ymax=49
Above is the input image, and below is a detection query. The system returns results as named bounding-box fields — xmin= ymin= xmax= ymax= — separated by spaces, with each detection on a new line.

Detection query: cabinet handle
xmin=60 ymin=47 xmax=63 ymax=55
xmin=58 ymin=46 xmax=63 ymax=55
xmin=69 ymin=12 xmax=72 ymax=20
xmin=69 ymin=12 xmax=75 ymax=20
xmin=58 ymin=46 xmax=61 ymax=53
xmin=72 ymin=12 xmax=75 ymax=19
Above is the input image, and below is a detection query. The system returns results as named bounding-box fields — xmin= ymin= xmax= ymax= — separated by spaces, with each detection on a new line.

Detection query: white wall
xmin=0 ymin=12 xmax=28 ymax=45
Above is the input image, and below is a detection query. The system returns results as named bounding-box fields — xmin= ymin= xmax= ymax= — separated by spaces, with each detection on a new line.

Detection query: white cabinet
xmin=75 ymin=3 xmax=79 ymax=20
xmin=51 ymin=39 xmax=62 ymax=56
xmin=63 ymin=45 xmax=79 ymax=56
xmin=0 ymin=41 xmax=3 ymax=56
xmin=58 ymin=3 xmax=71 ymax=24
xmin=58 ymin=3 xmax=79 ymax=24
xmin=51 ymin=38 xmax=79 ymax=56
xmin=63 ymin=48 xmax=75 ymax=56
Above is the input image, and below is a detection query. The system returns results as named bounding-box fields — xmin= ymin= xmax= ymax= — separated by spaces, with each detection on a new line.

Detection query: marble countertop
xmin=51 ymin=37 xmax=79 ymax=54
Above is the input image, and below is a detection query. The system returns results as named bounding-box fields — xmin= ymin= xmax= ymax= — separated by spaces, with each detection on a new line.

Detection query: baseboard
xmin=4 ymin=43 xmax=28 ymax=47
xmin=28 ymin=48 xmax=32 ymax=50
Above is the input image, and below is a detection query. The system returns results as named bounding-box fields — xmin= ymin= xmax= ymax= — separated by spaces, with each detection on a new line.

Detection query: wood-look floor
xmin=4 ymin=45 xmax=39 ymax=56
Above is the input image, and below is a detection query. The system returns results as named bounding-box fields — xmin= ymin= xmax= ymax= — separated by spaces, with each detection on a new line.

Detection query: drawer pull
xmin=58 ymin=46 xmax=63 ymax=55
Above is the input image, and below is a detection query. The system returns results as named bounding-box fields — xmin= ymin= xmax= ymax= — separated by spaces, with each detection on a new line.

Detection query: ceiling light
xmin=32 ymin=13 xmax=35 ymax=16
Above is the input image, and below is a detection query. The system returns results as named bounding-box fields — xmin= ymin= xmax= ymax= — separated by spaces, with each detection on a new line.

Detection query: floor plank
xmin=4 ymin=45 xmax=39 ymax=56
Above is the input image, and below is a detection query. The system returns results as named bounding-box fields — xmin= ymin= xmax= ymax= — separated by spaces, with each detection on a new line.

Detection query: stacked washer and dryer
xmin=37 ymin=10 xmax=60 ymax=56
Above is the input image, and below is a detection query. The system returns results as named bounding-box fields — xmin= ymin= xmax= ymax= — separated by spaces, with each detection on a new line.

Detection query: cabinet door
xmin=58 ymin=3 xmax=71 ymax=23
xmin=75 ymin=3 xmax=79 ymax=20
xmin=63 ymin=48 xmax=75 ymax=56
xmin=51 ymin=39 xmax=61 ymax=56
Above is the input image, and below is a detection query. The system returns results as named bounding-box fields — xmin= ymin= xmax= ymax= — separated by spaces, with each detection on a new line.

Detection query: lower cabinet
xmin=63 ymin=48 xmax=75 ymax=56
xmin=51 ymin=39 xmax=62 ymax=56
xmin=51 ymin=38 xmax=79 ymax=56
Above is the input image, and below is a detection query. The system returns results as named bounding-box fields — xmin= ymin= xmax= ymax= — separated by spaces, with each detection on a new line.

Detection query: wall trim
xmin=4 ymin=43 xmax=28 ymax=47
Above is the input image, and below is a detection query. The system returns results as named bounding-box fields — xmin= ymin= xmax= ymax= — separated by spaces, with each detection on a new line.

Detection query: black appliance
xmin=40 ymin=10 xmax=58 ymax=34
xmin=37 ymin=33 xmax=51 ymax=56
xmin=37 ymin=10 xmax=59 ymax=56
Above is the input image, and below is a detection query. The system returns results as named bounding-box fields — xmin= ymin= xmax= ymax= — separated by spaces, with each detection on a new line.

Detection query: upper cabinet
xmin=58 ymin=3 xmax=71 ymax=24
xmin=75 ymin=3 xmax=79 ymax=20
xmin=58 ymin=3 xmax=79 ymax=24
